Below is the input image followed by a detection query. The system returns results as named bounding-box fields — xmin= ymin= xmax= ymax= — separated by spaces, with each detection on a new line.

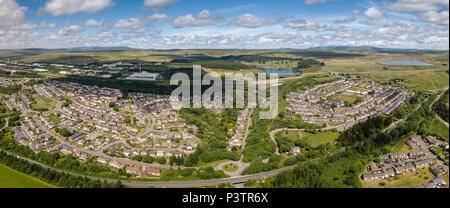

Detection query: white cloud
xmin=113 ymin=17 xmax=149 ymax=29
xmin=84 ymin=19 xmax=105 ymax=27
xmin=58 ymin=24 xmax=82 ymax=36
xmin=229 ymin=14 xmax=280 ymax=28
xmin=40 ymin=21 xmax=57 ymax=28
xmin=143 ymin=0 xmax=177 ymax=10
xmin=421 ymin=10 xmax=449 ymax=26
xmin=42 ymin=0 xmax=113 ymax=16
xmin=0 ymin=0 xmax=27 ymax=26
xmin=10 ymin=23 xmax=37 ymax=30
xmin=364 ymin=7 xmax=384 ymax=19
xmin=173 ymin=10 xmax=222 ymax=28
xmin=149 ymin=13 xmax=172 ymax=22
xmin=334 ymin=17 xmax=357 ymax=24
xmin=304 ymin=0 xmax=327 ymax=5
xmin=285 ymin=19 xmax=320 ymax=30
xmin=352 ymin=9 xmax=360 ymax=15
xmin=385 ymin=0 xmax=449 ymax=12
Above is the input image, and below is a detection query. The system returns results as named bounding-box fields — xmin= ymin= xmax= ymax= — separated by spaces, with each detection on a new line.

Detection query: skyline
xmin=0 ymin=0 xmax=449 ymax=50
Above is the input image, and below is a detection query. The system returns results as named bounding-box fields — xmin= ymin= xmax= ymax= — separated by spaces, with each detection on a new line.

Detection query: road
xmin=214 ymin=109 xmax=253 ymax=176
xmin=429 ymin=87 xmax=449 ymax=128
xmin=1 ymin=148 xmax=294 ymax=188
xmin=436 ymin=115 xmax=449 ymax=128
xmin=31 ymin=116 xmax=185 ymax=170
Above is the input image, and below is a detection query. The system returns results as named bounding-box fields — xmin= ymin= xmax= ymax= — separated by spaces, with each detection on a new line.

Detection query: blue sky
xmin=0 ymin=0 xmax=448 ymax=49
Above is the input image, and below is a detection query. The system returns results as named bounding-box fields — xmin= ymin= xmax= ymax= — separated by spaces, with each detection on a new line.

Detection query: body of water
xmin=258 ymin=68 xmax=298 ymax=75
xmin=379 ymin=60 xmax=433 ymax=66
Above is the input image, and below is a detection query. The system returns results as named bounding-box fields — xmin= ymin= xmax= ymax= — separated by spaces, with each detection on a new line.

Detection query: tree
xmin=124 ymin=116 xmax=131 ymax=124
xmin=156 ymin=157 xmax=166 ymax=164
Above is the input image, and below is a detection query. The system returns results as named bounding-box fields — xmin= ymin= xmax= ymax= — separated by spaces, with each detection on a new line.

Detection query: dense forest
xmin=180 ymin=108 xmax=240 ymax=166
xmin=0 ymin=84 xmax=22 ymax=95
xmin=0 ymin=69 xmax=43 ymax=78
xmin=434 ymin=90 xmax=449 ymax=122
xmin=54 ymin=76 xmax=176 ymax=95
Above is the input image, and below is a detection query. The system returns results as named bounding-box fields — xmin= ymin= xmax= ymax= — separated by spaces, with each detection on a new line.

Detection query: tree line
xmin=0 ymin=151 xmax=123 ymax=188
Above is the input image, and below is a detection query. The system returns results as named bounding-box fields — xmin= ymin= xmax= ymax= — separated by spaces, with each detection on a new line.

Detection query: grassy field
xmin=276 ymin=131 xmax=301 ymax=140
xmin=223 ymin=163 xmax=239 ymax=172
xmin=349 ymin=87 xmax=368 ymax=92
xmin=198 ymin=159 xmax=232 ymax=168
xmin=361 ymin=168 xmax=434 ymax=188
xmin=368 ymin=70 xmax=449 ymax=91
xmin=313 ymin=76 xmax=335 ymax=82
xmin=319 ymin=50 xmax=449 ymax=73
xmin=302 ymin=131 xmax=340 ymax=147
xmin=331 ymin=94 xmax=359 ymax=104
xmin=0 ymin=163 xmax=56 ymax=188
xmin=48 ymin=113 xmax=62 ymax=124
xmin=391 ymin=137 xmax=410 ymax=153
xmin=423 ymin=118 xmax=449 ymax=142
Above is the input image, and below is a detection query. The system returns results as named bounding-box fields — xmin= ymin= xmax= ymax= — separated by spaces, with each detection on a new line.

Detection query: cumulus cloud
xmin=285 ymin=19 xmax=320 ymax=30
xmin=113 ymin=14 xmax=171 ymax=29
xmin=58 ymin=24 xmax=83 ymax=36
xmin=0 ymin=0 xmax=27 ymax=26
xmin=42 ymin=0 xmax=113 ymax=16
xmin=421 ymin=10 xmax=449 ymax=26
xmin=84 ymin=19 xmax=105 ymax=27
xmin=173 ymin=10 xmax=223 ymax=28
xmin=40 ymin=21 xmax=57 ymax=28
xmin=143 ymin=0 xmax=177 ymax=10
xmin=149 ymin=13 xmax=172 ymax=22
xmin=113 ymin=17 xmax=149 ymax=29
xmin=1 ymin=25 xmax=448 ymax=50
xmin=364 ymin=7 xmax=384 ymax=19
xmin=385 ymin=0 xmax=449 ymax=12
xmin=229 ymin=14 xmax=280 ymax=28
xmin=333 ymin=17 xmax=357 ymax=24
xmin=352 ymin=9 xmax=360 ymax=15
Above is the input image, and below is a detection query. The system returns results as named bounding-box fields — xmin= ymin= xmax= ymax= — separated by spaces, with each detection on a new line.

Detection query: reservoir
xmin=258 ymin=68 xmax=298 ymax=75
xmin=379 ymin=60 xmax=433 ymax=66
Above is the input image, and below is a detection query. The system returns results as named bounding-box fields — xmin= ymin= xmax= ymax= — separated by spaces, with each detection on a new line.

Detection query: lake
xmin=258 ymin=68 xmax=298 ymax=75
xmin=379 ymin=60 xmax=433 ymax=66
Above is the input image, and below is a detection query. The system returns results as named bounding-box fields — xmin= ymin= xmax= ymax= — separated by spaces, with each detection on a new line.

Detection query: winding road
xmin=430 ymin=87 xmax=449 ymax=128
xmin=1 ymin=148 xmax=295 ymax=187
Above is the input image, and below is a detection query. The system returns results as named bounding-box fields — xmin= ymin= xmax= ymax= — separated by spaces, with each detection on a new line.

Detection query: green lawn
xmin=391 ymin=138 xmax=410 ymax=153
xmin=276 ymin=131 xmax=301 ymax=141
xmin=313 ymin=76 xmax=334 ymax=82
xmin=302 ymin=132 xmax=340 ymax=147
xmin=198 ymin=159 xmax=232 ymax=168
xmin=223 ymin=163 xmax=239 ymax=172
xmin=0 ymin=163 xmax=56 ymax=188
xmin=48 ymin=114 xmax=62 ymax=124
xmin=331 ymin=94 xmax=359 ymax=104
xmin=391 ymin=132 xmax=416 ymax=153
xmin=349 ymin=87 xmax=368 ymax=92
